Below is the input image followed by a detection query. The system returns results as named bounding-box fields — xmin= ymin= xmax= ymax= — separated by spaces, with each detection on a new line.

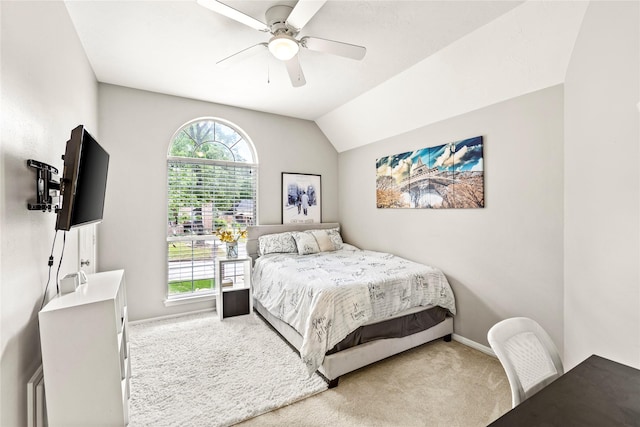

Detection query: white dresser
xmin=39 ymin=269 xmax=130 ymax=426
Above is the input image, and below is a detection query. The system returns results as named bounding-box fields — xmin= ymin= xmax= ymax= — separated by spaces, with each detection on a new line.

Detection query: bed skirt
xmin=327 ymin=305 xmax=448 ymax=354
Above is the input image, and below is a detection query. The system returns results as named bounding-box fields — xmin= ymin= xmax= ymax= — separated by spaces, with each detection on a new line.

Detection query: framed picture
xmin=281 ymin=172 xmax=321 ymax=224
xmin=376 ymin=135 xmax=484 ymax=209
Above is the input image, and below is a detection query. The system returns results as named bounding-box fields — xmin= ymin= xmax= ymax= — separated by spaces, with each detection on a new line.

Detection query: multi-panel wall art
xmin=376 ymin=136 xmax=484 ymax=209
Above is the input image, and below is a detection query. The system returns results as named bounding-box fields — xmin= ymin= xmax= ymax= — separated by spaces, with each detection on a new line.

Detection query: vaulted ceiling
xmin=65 ymin=1 xmax=588 ymax=152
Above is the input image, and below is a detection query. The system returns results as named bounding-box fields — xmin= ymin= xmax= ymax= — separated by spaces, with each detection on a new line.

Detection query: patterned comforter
xmin=252 ymin=245 xmax=456 ymax=373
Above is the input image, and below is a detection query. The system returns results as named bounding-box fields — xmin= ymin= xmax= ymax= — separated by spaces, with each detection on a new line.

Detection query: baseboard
xmin=131 ymin=312 xmax=497 ymax=358
xmin=131 ymin=312 xmax=497 ymax=360
xmin=131 ymin=311 xmax=496 ymax=357
xmin=129 ymin=308 xmax=215 ymax=325
xmin=27 ymin=364 xmax=46 ymax=427
xmin=452 ymin=333 xmax=495 ymax=357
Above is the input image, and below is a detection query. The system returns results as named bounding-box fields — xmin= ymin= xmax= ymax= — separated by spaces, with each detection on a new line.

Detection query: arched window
xmin=166 ymin=118 xmax=257 ymax=298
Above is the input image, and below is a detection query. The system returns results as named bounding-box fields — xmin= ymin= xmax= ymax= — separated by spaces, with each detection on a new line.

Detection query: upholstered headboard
xmin=246 ymin=222 xmax=340 ymax=263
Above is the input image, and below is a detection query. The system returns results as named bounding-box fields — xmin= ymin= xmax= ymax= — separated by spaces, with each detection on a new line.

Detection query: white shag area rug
xmin=128 ymin=311 xmax=328 ymax=426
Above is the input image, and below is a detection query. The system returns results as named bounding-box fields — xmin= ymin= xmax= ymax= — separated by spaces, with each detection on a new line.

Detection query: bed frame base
xmin=327 ymin=377 xmax=340 ymax=389
xmin=254 ymin=300 xmax=454 ymax=388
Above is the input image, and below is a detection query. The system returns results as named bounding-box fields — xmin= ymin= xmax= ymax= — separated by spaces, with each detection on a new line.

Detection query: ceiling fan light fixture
xmin=268 ymin=34 xmax=299 ymax=61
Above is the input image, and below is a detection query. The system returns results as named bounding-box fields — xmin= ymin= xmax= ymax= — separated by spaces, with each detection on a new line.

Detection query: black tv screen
xmin=55 ymin=125 xmax=109 ymax=231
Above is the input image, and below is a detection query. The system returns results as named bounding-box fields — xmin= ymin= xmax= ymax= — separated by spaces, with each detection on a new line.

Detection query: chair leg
xmin=443 ymin=334 xmax=452 ymax=342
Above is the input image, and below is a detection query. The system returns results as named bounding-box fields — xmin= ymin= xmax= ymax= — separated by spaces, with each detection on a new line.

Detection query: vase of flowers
xmin=215 ymin=227 xmax=247 ymax=259
xmin=226 ymin=241 xmax=238 ymax=258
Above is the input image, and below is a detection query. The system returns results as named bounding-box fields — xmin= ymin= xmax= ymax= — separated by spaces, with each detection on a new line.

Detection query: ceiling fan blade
xmin=197 ymin=0 xmax=269 ymax=32
xmin=217 ymin=43 xmax=268 ymax=67
xmin=285 ymin=0 xmax=327 ymax=32
xmin=301 ymin=36 xmax=366 ymax=60
xmin=285 ymin=55 xmax=306 ymax=87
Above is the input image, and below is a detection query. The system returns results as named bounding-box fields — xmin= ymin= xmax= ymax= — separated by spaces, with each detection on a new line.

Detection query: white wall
xmin=564 ymin=1 xmax=640 ymax=369
xmin=318 ymin=1 xmax=587 ymax=153
xmin=338 ymin=86 xmax=565 ymax=350
xmin=98 ymin=84 xmax=338 ymax=321
xmin=0 ymin=2 xmax=98 ymax=426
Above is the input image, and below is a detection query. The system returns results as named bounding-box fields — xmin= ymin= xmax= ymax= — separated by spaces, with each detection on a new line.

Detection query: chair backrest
xmin=487 ymin=317 xmax=564 ymax=408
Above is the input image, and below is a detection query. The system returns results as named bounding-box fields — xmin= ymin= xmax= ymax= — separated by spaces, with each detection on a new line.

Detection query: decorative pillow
xmin=291 ymin=231 xmax=320 ymax=255
xmin=310 ymin=230 xmax=335 ymax=252
xmin=326 ymin=227 xmax=344 ymax=250
xmin=258 ymin=232 xmax=297 ymax=256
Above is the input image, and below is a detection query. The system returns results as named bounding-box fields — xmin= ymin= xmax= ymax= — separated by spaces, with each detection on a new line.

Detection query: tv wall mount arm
xmin=27 ymin=159 xmax=62 ymax=212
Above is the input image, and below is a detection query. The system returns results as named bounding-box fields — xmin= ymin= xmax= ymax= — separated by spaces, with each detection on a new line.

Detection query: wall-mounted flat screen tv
xmin=55 ymin=125 xmax=109 ymax=231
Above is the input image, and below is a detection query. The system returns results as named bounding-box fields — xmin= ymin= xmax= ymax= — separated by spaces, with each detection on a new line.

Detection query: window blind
xmin=166 ymin=157 xmax=257 ymax=295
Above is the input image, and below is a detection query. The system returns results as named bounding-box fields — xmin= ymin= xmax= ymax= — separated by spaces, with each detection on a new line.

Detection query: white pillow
xmin=258 ymin=232 xmax=297 ymax=256
xmin=291 ymin=231 xmax=320 ymax=255
xmin=310 ymin=230 xmax=335 ymax=252
xmin=326 ymin=227 xmax=344 ymax=250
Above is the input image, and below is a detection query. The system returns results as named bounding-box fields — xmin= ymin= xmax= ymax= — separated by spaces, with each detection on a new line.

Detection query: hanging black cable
xmin=40 ymin=230 xmax=59 ymax=310
xmin=55 ymin=231 xmax=67 ymax=295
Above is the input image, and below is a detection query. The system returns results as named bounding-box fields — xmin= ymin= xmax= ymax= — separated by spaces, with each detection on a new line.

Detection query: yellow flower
xmin=215 ymin=227 xmax=247 ymax=243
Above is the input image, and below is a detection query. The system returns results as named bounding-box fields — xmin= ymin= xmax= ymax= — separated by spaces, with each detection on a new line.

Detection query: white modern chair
xmin=487 ymin=317 xmax=564 ymax=408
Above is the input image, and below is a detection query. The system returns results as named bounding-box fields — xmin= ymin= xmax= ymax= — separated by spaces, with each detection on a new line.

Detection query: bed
xmin=247 ymin=222 xmax=456 ymax=388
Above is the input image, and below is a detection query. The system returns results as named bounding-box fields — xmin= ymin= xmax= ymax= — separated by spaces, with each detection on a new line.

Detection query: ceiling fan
xmin=197 ymin=0 xmax=367 ymax=87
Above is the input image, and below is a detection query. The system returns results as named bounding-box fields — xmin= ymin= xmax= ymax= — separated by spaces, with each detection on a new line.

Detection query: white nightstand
xmin=216 ymin=256 xmax=252 ymax=320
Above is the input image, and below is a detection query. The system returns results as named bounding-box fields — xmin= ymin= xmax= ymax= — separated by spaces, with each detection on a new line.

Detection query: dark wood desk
xmin=489 ymin=355 xmax=640 ymax=426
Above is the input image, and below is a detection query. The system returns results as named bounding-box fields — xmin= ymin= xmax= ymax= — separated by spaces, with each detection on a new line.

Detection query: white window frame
xmin=165 ymin=118 xmax=258 ymax=303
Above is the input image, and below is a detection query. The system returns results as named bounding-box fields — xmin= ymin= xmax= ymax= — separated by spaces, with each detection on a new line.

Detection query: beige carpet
xmin=238 ymin=339 xmax=511 ymax=426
